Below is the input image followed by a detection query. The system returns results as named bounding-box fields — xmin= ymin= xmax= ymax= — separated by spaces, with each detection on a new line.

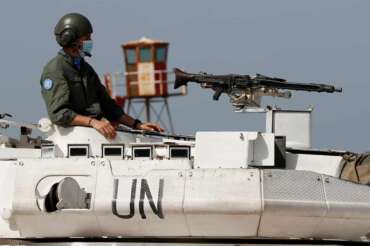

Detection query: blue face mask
xmin=79 ymin=40 xmax=93 ymax=57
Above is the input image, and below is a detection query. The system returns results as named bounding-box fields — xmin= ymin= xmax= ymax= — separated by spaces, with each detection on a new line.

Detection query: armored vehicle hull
xmin=0 ymin=113 xmax=369 ymax=245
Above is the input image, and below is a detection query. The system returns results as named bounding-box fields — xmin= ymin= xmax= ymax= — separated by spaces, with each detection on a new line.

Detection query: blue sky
xmin=0 ymin=0 xmax=369 ymax=152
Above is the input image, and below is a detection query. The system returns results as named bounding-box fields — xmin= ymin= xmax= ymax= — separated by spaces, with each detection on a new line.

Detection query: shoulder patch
xmin=42 ymin=79 xmax=53 ymax=90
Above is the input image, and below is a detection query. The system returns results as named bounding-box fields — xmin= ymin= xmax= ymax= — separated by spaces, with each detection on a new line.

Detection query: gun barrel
xmin=256 ymin=79 xmax=342 ymax=93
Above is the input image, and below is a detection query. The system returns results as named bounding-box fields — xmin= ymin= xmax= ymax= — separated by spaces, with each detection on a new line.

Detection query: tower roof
xmin=123 ymin=36 xmax=168 ymax=48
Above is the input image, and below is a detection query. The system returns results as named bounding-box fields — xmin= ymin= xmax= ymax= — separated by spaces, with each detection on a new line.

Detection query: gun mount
xmin=174 ymin=68 xmax=342 ymax=112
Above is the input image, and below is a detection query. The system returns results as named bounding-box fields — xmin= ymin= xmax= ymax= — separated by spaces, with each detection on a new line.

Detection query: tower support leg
xmin=126 ymin=99 xmax=132 ymax=115
xmin=164 ymin=98 xmax=175 ymax=134
xmin=145 ymin=98 xmax=151 ymax=122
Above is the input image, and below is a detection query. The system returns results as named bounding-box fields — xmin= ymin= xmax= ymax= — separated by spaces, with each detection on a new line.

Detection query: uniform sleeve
xmin=40 ymin=72 xmax=77 ymax=127
xmin=93 ymin=72 xmax=125 ymax=122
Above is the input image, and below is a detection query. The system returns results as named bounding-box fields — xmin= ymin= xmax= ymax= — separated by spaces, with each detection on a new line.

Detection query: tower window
xmin=156 ymin=47 xmax=166 ymax=62
xmin=126 ymin=49 xmax=137 ymax=64
xmin=140 ymin=47 xmax=152 ymax=62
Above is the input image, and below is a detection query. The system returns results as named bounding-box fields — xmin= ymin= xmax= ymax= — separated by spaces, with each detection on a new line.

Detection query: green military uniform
xmin=40 ymin=50 xmax=124 ymax=126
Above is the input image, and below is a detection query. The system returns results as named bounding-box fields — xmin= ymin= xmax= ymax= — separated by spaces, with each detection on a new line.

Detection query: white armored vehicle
xmin=0 ymin=68 xmax=369 ymax=245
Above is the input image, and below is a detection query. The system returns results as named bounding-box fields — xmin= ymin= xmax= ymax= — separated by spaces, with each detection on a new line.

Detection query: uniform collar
xmin=58 ymin=49 xmax=85 ymax=70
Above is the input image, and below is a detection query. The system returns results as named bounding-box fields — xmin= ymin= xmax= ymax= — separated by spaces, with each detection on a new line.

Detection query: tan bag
xmin=340 ymin=152 xmax=370 ymax=185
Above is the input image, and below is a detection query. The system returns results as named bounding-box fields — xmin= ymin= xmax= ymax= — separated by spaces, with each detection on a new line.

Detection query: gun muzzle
xmin=319 ymin=84 xmax=342 ymax=93
xmin=174 ymin=68 xmax=192 ymax=89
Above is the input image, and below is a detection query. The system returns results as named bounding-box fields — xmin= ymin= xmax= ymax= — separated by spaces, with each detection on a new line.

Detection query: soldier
xmin=40 ymin=13 xmax=164 ymax=139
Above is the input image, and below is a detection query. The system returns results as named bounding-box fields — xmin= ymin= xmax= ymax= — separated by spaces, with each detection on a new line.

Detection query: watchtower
xmin=104 ymin=37 xmax=186 ymax=133
xmin=123 ymin=37 xmax=169 ymax=98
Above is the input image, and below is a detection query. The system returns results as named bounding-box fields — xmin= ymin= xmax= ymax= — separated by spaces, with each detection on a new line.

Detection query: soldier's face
xmin=63 ymin=34 xmax=93 ymax=57
xmin=77 ymin=34 xmax=92 ymax=48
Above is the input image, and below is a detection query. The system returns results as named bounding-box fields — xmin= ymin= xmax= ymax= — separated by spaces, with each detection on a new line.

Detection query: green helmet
xmin=54 ymin=13 xmax=93 ymax=47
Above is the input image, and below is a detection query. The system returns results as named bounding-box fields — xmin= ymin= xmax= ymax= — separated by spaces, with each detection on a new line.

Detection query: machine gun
xmin=174 ymin=68 xmax=342 ymax=111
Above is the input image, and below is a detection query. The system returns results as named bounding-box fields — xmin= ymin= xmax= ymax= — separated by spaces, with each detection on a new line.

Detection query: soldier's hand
xmin=91 ymin=119 xmax=117 ymax=139
xmin=138 ymin=122 xmax=165 ymax=132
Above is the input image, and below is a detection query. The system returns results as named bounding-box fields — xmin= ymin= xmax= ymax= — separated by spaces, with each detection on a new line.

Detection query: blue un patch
xmin=42 ymin=79 xmax=53 ymax=90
